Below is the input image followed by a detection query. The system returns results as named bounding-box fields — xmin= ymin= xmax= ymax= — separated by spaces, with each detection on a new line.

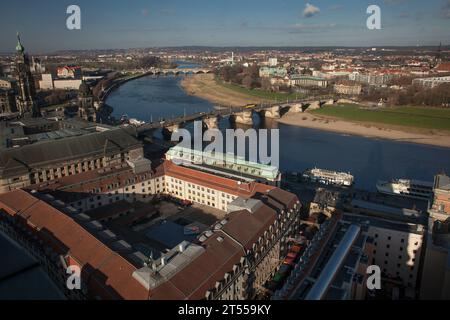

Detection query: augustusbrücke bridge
xmin=132 ymin=97 xmax=358 ymax=137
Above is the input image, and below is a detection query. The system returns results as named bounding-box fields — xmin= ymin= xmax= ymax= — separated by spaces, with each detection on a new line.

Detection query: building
xmin=268 ymin=58 xmax=278 ymax=67
xmin=57 ymin=66 xmax=82 ymax=79
xmin=0 ymin=159 xmax=302 ymax=300
xmin=38 ymin=73 xmax=54 ymax=90
xmin=0 ymin=189 xmax=150 ymax=300
xmin=420 ymin=174 xmax=450 ymax=299
xmin=273 ymin=217 xmax=373 ymax=300
xmin=30 ymin=57 xmax=45 ymax=74
xmin=77 ymin=81 xmax=97 ymax=122
xmin=350 ymin=72 xmax=395 ymax=86
xmin=259 ymin=67 xmax=287 ymax=78
xmin=0 ymin=88 xmax=17 ymax=114
xmin=39 ymin=73 xmax=83 ymax=90
xmin=341 ymin=199 xmax=427 ymax=298
xmin=435 ymin=62 xmax=450 ymax=74
xmin=0 ymin=127 xmax=143 ymax=193
xmin=13 ymin=33 xmax=39 ymax=117
xmin=0 ymin=77 xmax=17 ymax=90
xmin=165 ymin=145 xmax=281 ymax=186
xmin=412 ymin=76 xmax=450 ymax=89
xmin=334 ymin=81 xmax=362 ymax=96
xmin=289 ymin=75 xmax=328 ymax=88
xmin=429 ymin=174 xmax=450 ymax=221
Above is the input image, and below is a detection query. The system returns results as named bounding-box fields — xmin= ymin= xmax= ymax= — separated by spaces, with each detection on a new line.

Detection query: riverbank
xmin=179 ymin=74 xmax=450 ymax=148
xmin=180 ymin=74 xmax=300 ymax=107
xmin=179 ymin=74 xmax=262 ymax=106
xmin=278 ymin=112 xmax=450 ymax=148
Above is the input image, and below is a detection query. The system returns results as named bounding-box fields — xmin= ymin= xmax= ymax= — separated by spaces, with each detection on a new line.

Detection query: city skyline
xmin=0 ymin=0 xmax=449 ymax=53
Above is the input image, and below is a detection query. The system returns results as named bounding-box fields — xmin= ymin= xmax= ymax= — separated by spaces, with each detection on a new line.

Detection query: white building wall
xmin=367 ymin=226 xmax=423 ymax=288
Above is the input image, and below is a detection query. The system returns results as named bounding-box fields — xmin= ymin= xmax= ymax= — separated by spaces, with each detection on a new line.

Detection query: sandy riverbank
xmin=180 ymin=74 xmax=272 ymax=107
xmin=277 ymin=112 xmax=450 ymax=148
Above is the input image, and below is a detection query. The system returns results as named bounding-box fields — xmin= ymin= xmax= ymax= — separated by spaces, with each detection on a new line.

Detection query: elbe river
xmin=107 ymin=64 xmax=450 ymax=191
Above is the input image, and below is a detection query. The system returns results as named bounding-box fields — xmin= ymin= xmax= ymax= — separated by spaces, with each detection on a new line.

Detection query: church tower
xmin=14 ymin=33 xmax=39 ymax=117
xmin=78 ymin=81 xmax=97 ymax=122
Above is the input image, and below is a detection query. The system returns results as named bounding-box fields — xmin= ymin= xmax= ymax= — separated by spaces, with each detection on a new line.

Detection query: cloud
xmin=303 ymin=3 xmax=320 ymax=18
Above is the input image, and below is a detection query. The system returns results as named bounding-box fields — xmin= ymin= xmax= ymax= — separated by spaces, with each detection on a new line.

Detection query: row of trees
xmin=216 ymin=64 xmax=261 ymax=89
xmin=362 ymin=83 xmax=450 ymax=107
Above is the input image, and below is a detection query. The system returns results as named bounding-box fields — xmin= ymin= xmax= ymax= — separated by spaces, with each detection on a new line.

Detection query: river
xmin=106 ymin=71 xmax=450 ymax=191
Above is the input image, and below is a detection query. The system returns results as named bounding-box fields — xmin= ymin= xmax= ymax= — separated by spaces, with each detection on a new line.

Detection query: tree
xmin=242 ymin=75 xmax=253 ymax=89
xmin=261 ymin=77 xmax=272 ymax=91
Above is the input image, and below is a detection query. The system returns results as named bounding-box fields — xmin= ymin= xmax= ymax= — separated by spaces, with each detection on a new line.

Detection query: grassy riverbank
xmin=311 ymin=104 xmax=450 ymax=132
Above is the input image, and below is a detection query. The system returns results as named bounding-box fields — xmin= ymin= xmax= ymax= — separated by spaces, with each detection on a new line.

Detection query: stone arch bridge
xmin=134 ymin=97 xmax=357 ymax=137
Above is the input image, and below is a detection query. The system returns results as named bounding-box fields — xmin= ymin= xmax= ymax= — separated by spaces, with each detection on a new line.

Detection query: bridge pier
xmin=162 ymin=124 xmax=180 ymax=139
xmin=260 ymin=105 xmax=280 ymax=119
xmin=230 ymin=110 xmax=253 ymax=125
xmin=286 ymin=103 xmax=303 ymax=114
xmin=307 ymin=101 xmax=321 ymax=110
xmin=203 ymin=116 xmax=219 ymax=129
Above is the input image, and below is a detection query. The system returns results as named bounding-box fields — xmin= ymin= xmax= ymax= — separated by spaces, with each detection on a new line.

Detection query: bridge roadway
xmin=135 ymin=95 xmax=338 ymax=135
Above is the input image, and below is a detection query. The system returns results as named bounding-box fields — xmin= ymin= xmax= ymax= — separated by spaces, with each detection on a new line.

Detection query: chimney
xmin=179 ymin=242 xmax=186 ymax=253
xmin=161 ymin=256 xmax=167 ymax=266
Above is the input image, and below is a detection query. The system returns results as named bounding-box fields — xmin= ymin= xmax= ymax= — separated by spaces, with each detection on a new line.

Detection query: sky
xmin=0 ymin=0 xmax=449 ymax=53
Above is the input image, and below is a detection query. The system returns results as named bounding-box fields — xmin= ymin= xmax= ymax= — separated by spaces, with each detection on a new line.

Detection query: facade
xmin=0 ymin=77 xmax=17 ymax=90
xmin=77 ymin=81 xmax=97 ymax=122
xmin=289 ymin=75 xmax=328 ymax=88
xmin=39 ymin=73 xmax=82 ymax=90
xmin=165 ymin=145 xmax=281 ymax=186
xmin=334 ymin=82 xmax=362 ymax=95
xmin=343 ymin=200 xmax=427 ymax=298
xmin=428 ymin=174 xmax=450 ymax=221
xmin=0 ymin=88 xmax=17 ymax=114
xmin=57 ymin=66 xmax=82 ymax=79
xmin=420 ymin=174 xmax=450 ymax=299
xmin=268 ymin=58 xmax=278 ymax=67
xmin=0 ymin=128 xmax=143 ymax=193
xmin=38 ymin=73 xmax=54 ymax=90
xmin=259 ymin=67 xmax=287 ymax=78
xmin=13 ymin=34 xmax=39 ymax=117
xmin=350 ymin=72 xmax=395 ymax=86
xmin=412 ymin=76 xmax=450 ymax=89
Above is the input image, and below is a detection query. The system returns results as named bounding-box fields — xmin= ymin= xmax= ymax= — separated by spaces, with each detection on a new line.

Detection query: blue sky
xmin=0 ymin=0 xmax=449 ymax=53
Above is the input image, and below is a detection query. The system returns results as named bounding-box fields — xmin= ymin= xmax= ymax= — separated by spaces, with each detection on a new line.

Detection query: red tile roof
xmin=162 ymin=160 xmax=275 ymax=198
xmin=149 ymin=232 xmax=244 ymax=300
xmin=0 ymin=189 xmax=149 ymax=300
xmin=436 ymin=62 xmax=450 ymax=72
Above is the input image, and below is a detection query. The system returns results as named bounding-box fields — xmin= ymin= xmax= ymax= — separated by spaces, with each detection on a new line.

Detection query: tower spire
xmin=16 ymin=31 xmax=25 ymax=54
